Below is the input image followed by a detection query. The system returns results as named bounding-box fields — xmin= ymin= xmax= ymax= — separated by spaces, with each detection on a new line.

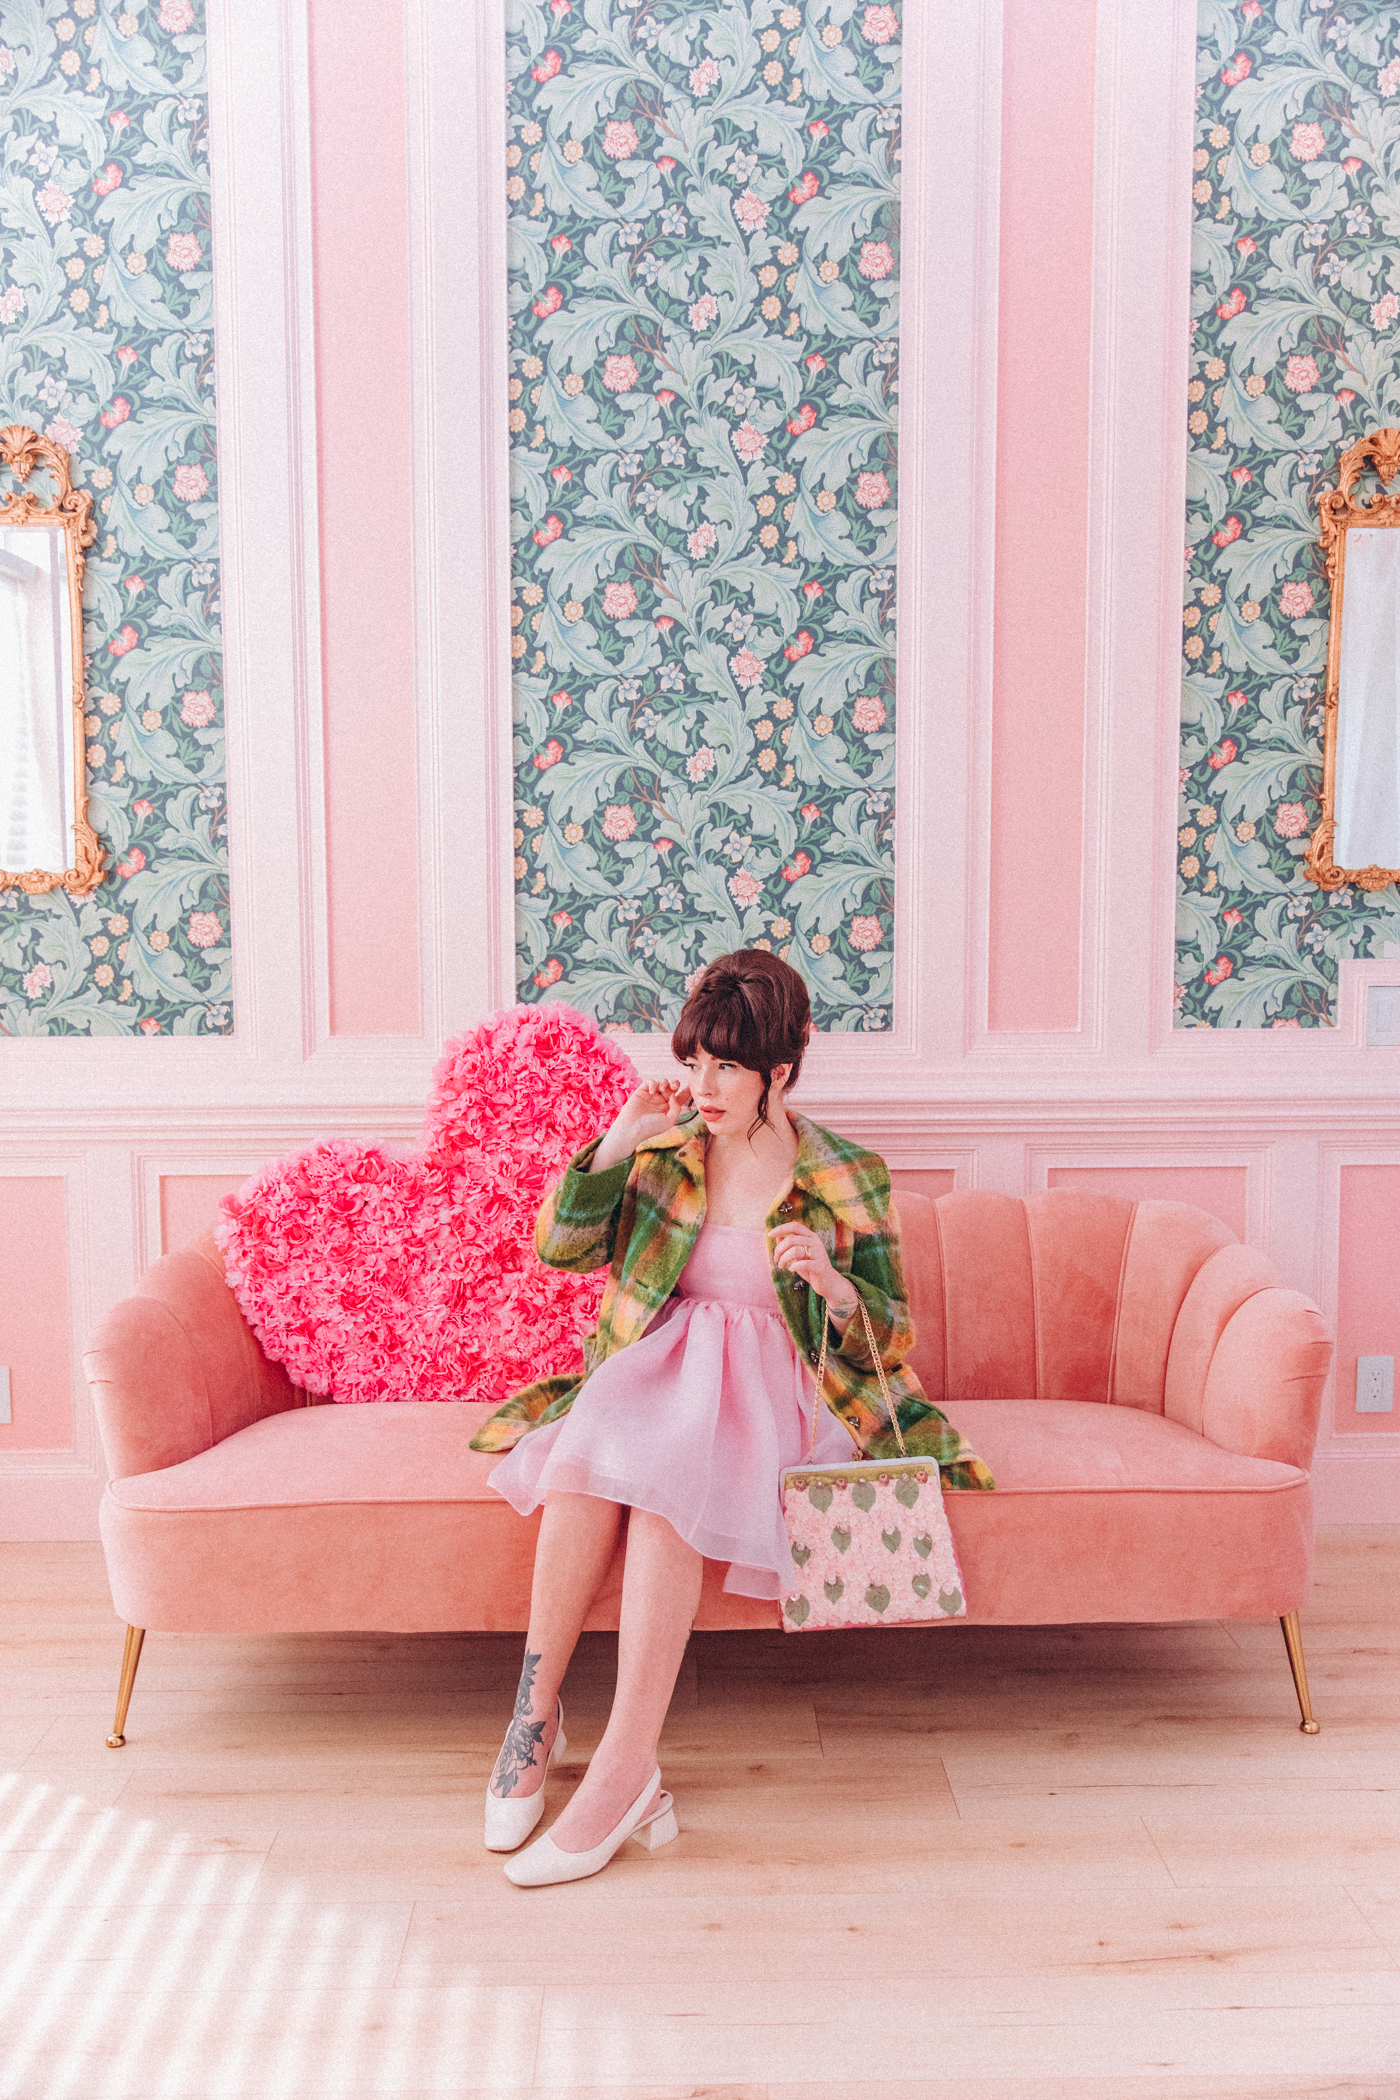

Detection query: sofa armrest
xmin=1200 ymin=1287 xmax=1332 ymax=1471
xmin=85 ymin=1232 xmax=301 ymax=1480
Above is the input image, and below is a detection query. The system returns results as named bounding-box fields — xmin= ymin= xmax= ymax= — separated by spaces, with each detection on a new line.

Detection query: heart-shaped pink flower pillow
xmin=215 ymin=1004 xmax=638 ymax=1404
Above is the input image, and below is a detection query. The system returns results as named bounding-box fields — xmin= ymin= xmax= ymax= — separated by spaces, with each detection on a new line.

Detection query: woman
xmin=470 ymin=949 xmax=990 ymax=1887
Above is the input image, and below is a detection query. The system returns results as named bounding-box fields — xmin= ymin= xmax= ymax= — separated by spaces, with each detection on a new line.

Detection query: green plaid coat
xmin=470 ymin=1111 xmax=994 ymax=1491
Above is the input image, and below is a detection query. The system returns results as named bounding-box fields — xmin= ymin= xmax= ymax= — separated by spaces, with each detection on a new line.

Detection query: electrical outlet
xmin=1357 ymin=1356 xmax=1395 ymax=1413
xmin=0 ymin=1367 xmax=9 ymax=1426
xmin=1366 ymin=985 xmax=1400 ymax=1046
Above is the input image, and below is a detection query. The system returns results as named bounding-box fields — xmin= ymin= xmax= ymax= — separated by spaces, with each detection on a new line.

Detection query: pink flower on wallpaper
xmin=782 ymin=853 xmax=812 ymax=886
xmin=849 ymin=915 xmax=883 ymax=952
xmin=550 ymin=0 xmax=571 ymax=16
xmin=550 ymin=234 xmax=572 ymax=254
xmin=531 ymin=49 xmax=562 ymax=83
xmin=551 ymin=910 xmax=572 ymax=927
xmin=1241 ymin=0 xmax=1261 ymax=15
xmin=166 ymin=231 xmax=202 ymax=270
xmin=852 ymin=695 xmax=886 ymax=732
xmin=551 ymin=689 xmax=574 ymax=708
xmin=535 ymin=958 xmax=564 ymax=988
xmin=1283 ymin=354 xmax=1320 ymax=393
xmin=861 ymin=5 xmax=899 ymax=43
xmin=729 ymin=869 xmax=762 ymax=907
xmin=36 ymin=184 xmax=73 ymax=224
xmin=789 ymin=172 xmax=819 ymax=204
xmin=800 ymin=802 xmax=820 ymax=821
xmin=1207 ymin=738 xmax=1238 ymax=770
xmin=787 ymin=402 xmax=817 ymax=436
xmin=731 ymin=420 xmax=767 ymax=463
xmin=601 ymin=804 xmax=637 ymax=842
xmin=551 ymin=465 xmax=572 ymax=484
xmin=1337 ymin=388 xmax=1356 ymax=405
xmin=1279 ymin=580 xmax=1314 ymax=618
xmin=686 ymin=746 xmax=716 ymax=783
xmin=601 ymin=580 xmax=637 ymax=619
xmin=1231 ymin=466 xmax=1252 ymax=485
xmin=116 ymin=344 xmax=138 ymax=368
xmin=1220 ymin=53 xmax=1251 ymax=87
xmin=1372 ymin=293 xmax=1400 ymax=329
xmin=733 ymin=189 xmax=770 ymax=233
xmin=854 ymin=469 xmax=890 ymax=510
xmin=159 ymin=0 xmax=195 ymax=27
xmin=181 ymin=689 xmax=216 ymax=727
xmin=601 ymin=353 xmax=639 ymax=392
xmin=656 ymin=156 xmax=676 ymax=172
xmin=1381 ymin=59 xmax=1400 ymax=97
xmin=808 ymin=119 xmax=830 ymax=140
xmin=858 ymin=240 xmax=894 ymax=280
xmin=1236 ymin=236 xmax=1257 ymax=257
xmin=688 ymin=521 xmax=718 ymax=558
xmin=654 ymin=615 xmax=675 ymax=629
xmin=601 ymin=120 xmax=639 ymax=161
xmin=0 ymin=287 xmax=25 ymax=324
xmin=533 ymin=285 xmax=563 ymax=319
xmin=133 ymin=798 xmax=154 ymax=818
xmin=1204 ymin=954 xmax=1233 ymax=985
xmin=173 ymin=462 xmax=209 ymax=501
xmin=1289 ymin=122 xmax=1326 ymax=162
xmin=689 ymin=292 xmax=719 ymax=330
xmin=1226 ymin=689 xmax=1247 ymax=710
xmin=805 ymin=353 xmax=826 ymax=371
xmin=22 ymin=963 xmax=51 ymax=999
xmin=1344 ymin=158 xmax=1363 ymax=174
xmin=730 ymin=646 xmax=766 ymax=689
xmin=1212 ymin=515 xmax=1242 ymax=547
xmin=533 ymin=514 xmax=563 ymax=546
xmin=0 ymin=45 xmax=14 ymax=81
xmin=690 ymin=58 xmax=720 ymax=95
xmin=188 ymin=911 xmax=222 ymax=949
xmin=802 ymin=580 xmax=824 ymax=601
xmin=45 ymin=416 xmax=81 ymax=454
xmin=783 ymin=629 xmax=813 ymax=661
xmin=1223 ymin=908 xmax=1244 ymax=928
xmin=140 ymin=1018 xmax=163 ymax=1034
xmin=534 ymin=740 xmax=563 ymax=770
xmin=1274 ymin=802 xmax=1309 ymax=838
xmin=117 ymin=848 xmax=145 ymax=877
xmin=91 ymin=163 xmax=123 ymax=197
xmin=109 ymin=625 xmax=138 ymax=656
xmin=1216 ymin=287 xmax=1247 ymax=320
xmin=655 ymin=388 xmax=676 ymax=404
xmin=100 ymin=396 xmax=131 ymax=429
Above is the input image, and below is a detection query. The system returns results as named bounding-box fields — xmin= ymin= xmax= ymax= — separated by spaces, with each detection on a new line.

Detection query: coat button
xmin=794 ymin=1278 xmax=806 ymax=1292
xmin=778 ymin=1201 xmax=791 ymax=1216
xmin=808 ymin=1347 xmax=819 ymax=1365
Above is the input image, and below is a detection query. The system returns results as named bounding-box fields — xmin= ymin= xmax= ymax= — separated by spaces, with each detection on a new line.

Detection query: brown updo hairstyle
xmin=671 ymin=948 xmax=811 ymax=1138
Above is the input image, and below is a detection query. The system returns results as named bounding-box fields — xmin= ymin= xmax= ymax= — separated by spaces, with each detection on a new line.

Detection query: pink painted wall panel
xmin=987 ymin=0 xmax=1097 ymax=1033
xmin=307 ymin=0 xmax=420 ymax=1037
xmin=0 ymin=1179 xmax=71 ymax=1451
xmin=1046 ymin=1165 xmax=1248 ymax=1244
xmin=1335 ymin=1166 xmax=1400 ymax=1437
xmin=160 ymin=1174 xmax=244 ymax=1256
xmin=891 ymin=1170 xmax=958 ymax=1202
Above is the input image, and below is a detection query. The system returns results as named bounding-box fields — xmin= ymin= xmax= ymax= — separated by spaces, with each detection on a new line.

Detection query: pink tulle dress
xmin=486 ymin=1222 xmax=857 ymax=1599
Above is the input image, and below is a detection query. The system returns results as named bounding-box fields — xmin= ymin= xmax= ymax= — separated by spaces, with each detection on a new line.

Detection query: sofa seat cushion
xmin=944 ymin=1398 xmax=1306 ymax=1495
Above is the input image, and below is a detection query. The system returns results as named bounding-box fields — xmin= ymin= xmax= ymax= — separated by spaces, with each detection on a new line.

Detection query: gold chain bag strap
xmin=780 ymin=1289 xmax=966 ymax=1632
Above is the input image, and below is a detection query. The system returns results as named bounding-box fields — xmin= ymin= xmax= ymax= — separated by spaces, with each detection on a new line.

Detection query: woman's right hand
xmin=588 ymin=1080 xmax=693 ymax=1172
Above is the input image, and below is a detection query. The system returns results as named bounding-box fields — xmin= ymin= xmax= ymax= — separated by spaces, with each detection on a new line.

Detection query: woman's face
xmin=681 ymin=1048 xmax=792 ymax=1136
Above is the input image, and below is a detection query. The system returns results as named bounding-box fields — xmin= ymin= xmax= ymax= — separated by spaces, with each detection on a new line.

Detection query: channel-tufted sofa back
xmin=893 ymin=1190 xmax=1329 ymax=1472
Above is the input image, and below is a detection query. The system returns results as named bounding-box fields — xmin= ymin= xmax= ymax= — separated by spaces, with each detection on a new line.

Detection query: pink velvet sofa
xmin=85 ymin=1189 xmax=1333 ymax=1745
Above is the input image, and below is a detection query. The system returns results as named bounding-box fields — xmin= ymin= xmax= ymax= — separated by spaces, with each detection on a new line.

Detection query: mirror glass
xmin=0 ymin=524 xmax=75 ymax=877
xmin=1335 ymin=527 xmax=1400 ymax=871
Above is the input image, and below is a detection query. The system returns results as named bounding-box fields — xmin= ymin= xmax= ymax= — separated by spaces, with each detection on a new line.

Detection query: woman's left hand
xmin=770 ymin=1224 xmax=858 ymax=1318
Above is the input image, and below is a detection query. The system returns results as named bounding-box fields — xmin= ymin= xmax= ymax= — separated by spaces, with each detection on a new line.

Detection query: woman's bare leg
xmin=489 ymin=1490 xmax=624 ymax=1802
xmin=542 ymin=1506 xmax=703 ymax=1852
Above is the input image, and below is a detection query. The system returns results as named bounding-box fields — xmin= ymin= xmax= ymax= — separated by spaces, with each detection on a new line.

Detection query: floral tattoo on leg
xmin=493 ymin=1648 xmax=549 ymax=1797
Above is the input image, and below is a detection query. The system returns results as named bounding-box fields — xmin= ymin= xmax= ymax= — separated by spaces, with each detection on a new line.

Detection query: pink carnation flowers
xmin=216 ymin=1005 xmax=639 ymax=1405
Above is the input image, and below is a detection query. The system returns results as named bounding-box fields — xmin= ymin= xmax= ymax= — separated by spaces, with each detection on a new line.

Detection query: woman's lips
xmin=699 ymin=1106 xmax=724 ymax=1119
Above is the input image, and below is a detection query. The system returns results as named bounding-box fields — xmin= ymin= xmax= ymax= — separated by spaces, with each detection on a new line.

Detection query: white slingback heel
xmin=483 ymin=1700 xmax=567 ymax=1853
xmin=503 ymin=1765 xmax=677 ymax=1887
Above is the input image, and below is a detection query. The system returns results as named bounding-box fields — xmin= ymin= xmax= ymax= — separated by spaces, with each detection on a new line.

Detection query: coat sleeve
xmin=533 ymin=1137 xmax=634 ymax=1274
xmin=827 ymin=1178 xmax=914 ymax=1380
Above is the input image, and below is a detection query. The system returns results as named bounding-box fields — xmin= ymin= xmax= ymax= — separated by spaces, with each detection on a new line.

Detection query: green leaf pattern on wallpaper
xmin=0 ymin=0 xmax=227 ymax=1037
xmin=1180 ymin=0 xmax=1400 ymax=1027
xmin=507 ymin=0 xmax=901 ymax=1032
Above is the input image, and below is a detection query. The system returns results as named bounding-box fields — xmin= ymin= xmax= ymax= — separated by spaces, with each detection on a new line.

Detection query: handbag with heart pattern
xmin=780 ymin=1294 xmax=968 ymax=1632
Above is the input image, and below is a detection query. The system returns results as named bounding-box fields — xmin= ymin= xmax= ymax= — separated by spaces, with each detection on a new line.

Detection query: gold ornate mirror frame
xmin=1305 ymin=425 xmax=1400 ymax=893
xmin=0 ymin=423 xmax=103 ymax=896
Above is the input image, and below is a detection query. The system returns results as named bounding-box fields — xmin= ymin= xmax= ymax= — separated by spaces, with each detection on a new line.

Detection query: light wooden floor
xmin=2 ymin=1534 xmax=1399 ymax=2100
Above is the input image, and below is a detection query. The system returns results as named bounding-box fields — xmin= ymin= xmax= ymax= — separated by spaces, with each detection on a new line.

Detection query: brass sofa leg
xmin=106 ymin=1626 xmax=146 ymax=1748
xmin=1280 ymin=1611 xmax=1320 ymax=1734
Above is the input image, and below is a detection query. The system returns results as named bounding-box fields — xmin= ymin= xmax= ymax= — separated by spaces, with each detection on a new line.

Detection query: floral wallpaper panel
xmin=1179 ymin=0 xmax=1400 ymax=1028
xmin=0 ymin=0 xmax=229 ymax=1037
xmin=506 ymin=0 xmax=902 ymax=1033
